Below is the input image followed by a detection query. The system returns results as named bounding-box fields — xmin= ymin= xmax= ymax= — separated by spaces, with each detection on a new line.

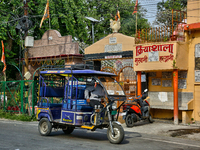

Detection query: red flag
xmin=132 ymin=0 xmax=138 ymax=15
xmin=1 ymin=40 xmax=6 ymax=72
xmin=40 ymin=0 xmax=50 ymax=28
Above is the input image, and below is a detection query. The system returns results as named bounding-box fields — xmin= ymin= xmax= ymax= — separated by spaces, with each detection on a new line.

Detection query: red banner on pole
xmin=132 ymin=0 xmax=138 ymax=15
xmin=1 ymin=40 xmax=6 ymax=73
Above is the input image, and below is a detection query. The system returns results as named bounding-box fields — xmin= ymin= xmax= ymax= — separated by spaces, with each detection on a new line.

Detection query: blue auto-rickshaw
xmin=36 ymin=64 xmax=126 ymax=144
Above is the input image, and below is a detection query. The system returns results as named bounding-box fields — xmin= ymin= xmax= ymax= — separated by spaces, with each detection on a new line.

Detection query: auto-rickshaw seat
xmin=40 ymin=86 xmax=64 ymax=97
xmin=40 ymin=102 xmax=62 ymax=108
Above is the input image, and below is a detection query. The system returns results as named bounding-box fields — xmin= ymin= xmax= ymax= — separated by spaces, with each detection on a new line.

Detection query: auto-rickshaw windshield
xmin=98 ymin=76 xmax=125 ymax=96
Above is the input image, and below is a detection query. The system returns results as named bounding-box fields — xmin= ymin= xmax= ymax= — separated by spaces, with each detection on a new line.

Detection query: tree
xmin=86 ymin=0 xmax=150 ymax=43
xmin=0 ymin=0 xmax=90 ymax=80
xmin=0 ymin=0 xmax=150 ymax=80
xmin=154 ymin=0 xmax=187 ymax=27
xmin=0 ymin=0 xmax=22 ymax=80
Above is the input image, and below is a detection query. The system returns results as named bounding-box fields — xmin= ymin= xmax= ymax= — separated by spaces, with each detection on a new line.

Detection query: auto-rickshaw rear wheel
xmin=38 ymin=118 xmax=52 ymax=136
xmin=107 ymin=123 xmax=124 ymax=144
xmin=62 ymin=126 xmax=75 ymax=134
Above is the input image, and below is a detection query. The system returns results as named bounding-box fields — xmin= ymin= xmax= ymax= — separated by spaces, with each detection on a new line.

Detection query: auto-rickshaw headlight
xmin=112 ymin=101 xmax=117 ymax=110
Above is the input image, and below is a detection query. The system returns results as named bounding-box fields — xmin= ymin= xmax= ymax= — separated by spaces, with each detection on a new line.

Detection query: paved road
xmin=0 ymin=119 xmax=200 ymax=150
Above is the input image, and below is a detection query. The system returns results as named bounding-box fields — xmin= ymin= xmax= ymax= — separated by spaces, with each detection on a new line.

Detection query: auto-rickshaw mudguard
xmin=37 ymin=110 xmax=52 ymax=121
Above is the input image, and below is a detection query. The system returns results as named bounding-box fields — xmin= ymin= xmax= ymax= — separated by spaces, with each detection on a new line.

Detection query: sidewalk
xmin=122 ymin=119 xmax=200 ymax=141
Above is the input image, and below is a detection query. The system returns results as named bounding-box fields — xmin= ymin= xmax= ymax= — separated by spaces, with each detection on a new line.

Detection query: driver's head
xmin=91 ymin=78 xmax=100 ymax=88
xmin=88 ymin=78 xmax=96 ymax=86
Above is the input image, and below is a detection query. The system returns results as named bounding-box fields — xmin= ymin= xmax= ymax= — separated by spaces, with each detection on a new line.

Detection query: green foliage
xmin=0 ymin=0 xmax=150 ymax=80
xmin=0 ymin=109 xmax=36 ymax=121
xmin=1 ymin=0 xmax=150 ymax=44
xmin=87 ymin=0 xmax=150 ymax=42
xmin=155 ymin=0 xmax=187 ymax=26
xmin=173 ymin=59 xmax=177 ymax=69
xmin=15 ymin=90 xmax=21 ymax=104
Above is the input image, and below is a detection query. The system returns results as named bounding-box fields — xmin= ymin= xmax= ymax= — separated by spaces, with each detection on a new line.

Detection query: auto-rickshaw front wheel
xmin=107 ymin=123 xmax=124 ymax=144
xmin=38 ymin=118 xmax=52 ymax=136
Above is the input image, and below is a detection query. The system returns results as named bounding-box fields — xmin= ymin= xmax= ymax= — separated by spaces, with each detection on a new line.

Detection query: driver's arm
xmin=84 ymin=89 xmax=90 ymax=102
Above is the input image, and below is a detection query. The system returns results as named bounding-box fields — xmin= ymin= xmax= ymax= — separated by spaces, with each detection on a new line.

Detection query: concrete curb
xmin=122 ymin=119 xmax=200 ymax=141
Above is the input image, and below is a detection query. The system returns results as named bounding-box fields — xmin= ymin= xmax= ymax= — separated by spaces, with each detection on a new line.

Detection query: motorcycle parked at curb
xmin=122 ymin=89 xmax=154 ymax=127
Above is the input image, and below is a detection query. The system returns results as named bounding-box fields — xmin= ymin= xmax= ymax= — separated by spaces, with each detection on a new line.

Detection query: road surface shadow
xmin=123 ymin=120 xmax=153 ymax=128
xmin=168 ymin=128 xmax=200 ymax=137
xmin=48 ymin=129 xmax=132 ymax=144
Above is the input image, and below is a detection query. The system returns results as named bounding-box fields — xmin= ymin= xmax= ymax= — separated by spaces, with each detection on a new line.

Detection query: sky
xmin=139 ymin=0 xmax=163 ymax=25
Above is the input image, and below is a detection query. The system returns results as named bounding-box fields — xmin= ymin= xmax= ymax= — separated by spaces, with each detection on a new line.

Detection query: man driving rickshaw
xmin=36 ymin=64 xmax=126 ymax=144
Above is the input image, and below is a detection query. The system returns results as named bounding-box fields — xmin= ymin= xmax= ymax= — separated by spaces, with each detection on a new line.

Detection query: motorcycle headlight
xmin=112 ymin=102 xmax=117 ymax=110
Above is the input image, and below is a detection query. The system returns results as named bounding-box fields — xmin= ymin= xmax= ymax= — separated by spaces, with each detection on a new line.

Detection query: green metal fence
xmin=0 ymin=79 xmax=38 ymax=116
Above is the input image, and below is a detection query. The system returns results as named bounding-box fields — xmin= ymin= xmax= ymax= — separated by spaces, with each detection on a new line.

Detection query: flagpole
xmin=3 ymin=72 xmax=6 ymax=82
xmin=136 ymin=11 xmax=137 ymax=37
xmin=49 ymin=0 xmax=51 ymax=30
xmin=133 ymin=0 xmax=138 ymax=37
xmin=49 ymin=14 xmax=51 ymax=29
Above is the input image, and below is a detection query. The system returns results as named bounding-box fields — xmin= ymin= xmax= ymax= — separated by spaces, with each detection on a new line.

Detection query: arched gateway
xmin=84 ymin=33 xmax=140 ymax=103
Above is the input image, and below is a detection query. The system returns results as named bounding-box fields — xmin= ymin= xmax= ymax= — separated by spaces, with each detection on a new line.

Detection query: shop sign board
xmin=136 ymin=44 xmax=174 ymax=56
xmin=134 ymin=43 xmax=177 ymax=71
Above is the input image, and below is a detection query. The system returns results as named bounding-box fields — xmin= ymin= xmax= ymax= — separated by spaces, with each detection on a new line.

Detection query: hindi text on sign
xmin=136 ymin=44 xmax=174 ymax=56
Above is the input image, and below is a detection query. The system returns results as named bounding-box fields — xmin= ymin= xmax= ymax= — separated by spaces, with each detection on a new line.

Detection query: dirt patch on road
xmin=168 ymin=128 xmax=200 ymax=137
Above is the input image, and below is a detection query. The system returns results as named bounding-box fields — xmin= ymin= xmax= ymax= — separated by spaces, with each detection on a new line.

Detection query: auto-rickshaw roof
xmin=39 ymin=69 xmax=117 ymax=76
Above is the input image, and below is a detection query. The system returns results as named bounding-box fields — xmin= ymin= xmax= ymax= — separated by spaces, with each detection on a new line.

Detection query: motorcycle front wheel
xmin=125 ymin=114 xmax=134 ymax=127
xmin=107 ymin=123 xmax=124 ymax=144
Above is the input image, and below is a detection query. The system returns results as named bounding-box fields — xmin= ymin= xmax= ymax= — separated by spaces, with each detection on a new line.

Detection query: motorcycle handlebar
xmin=142 ymin=93 xmax=148 ymax=99
xmin=134 ymin=92 xmax=148 ymax=102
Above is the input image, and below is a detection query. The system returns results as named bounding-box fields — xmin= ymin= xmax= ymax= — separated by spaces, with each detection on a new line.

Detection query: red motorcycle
xmin=122 ymin=89 xmax=154 ymax=127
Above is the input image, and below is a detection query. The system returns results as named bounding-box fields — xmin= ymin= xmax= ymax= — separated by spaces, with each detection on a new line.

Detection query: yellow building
xmin=84 ymin=1 xmax=200 ymax=124
xmin=183 ymin=0 xmax=200 ymax=124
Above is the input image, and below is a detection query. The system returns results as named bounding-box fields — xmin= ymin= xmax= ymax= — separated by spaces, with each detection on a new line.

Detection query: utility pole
xmin=23 ymin=0 xmax=29 ymax=114
xmin=85 ymin=17 xmax=99 ymax=44
xmin=24 ymin=0 xmax=28 ymax=75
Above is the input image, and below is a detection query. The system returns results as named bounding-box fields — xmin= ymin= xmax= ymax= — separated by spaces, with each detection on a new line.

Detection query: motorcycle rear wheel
xmin=148 ymin=114 xmax=154 ymax=123
xmin=125 ymin=114 xmax=134 ymax=127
